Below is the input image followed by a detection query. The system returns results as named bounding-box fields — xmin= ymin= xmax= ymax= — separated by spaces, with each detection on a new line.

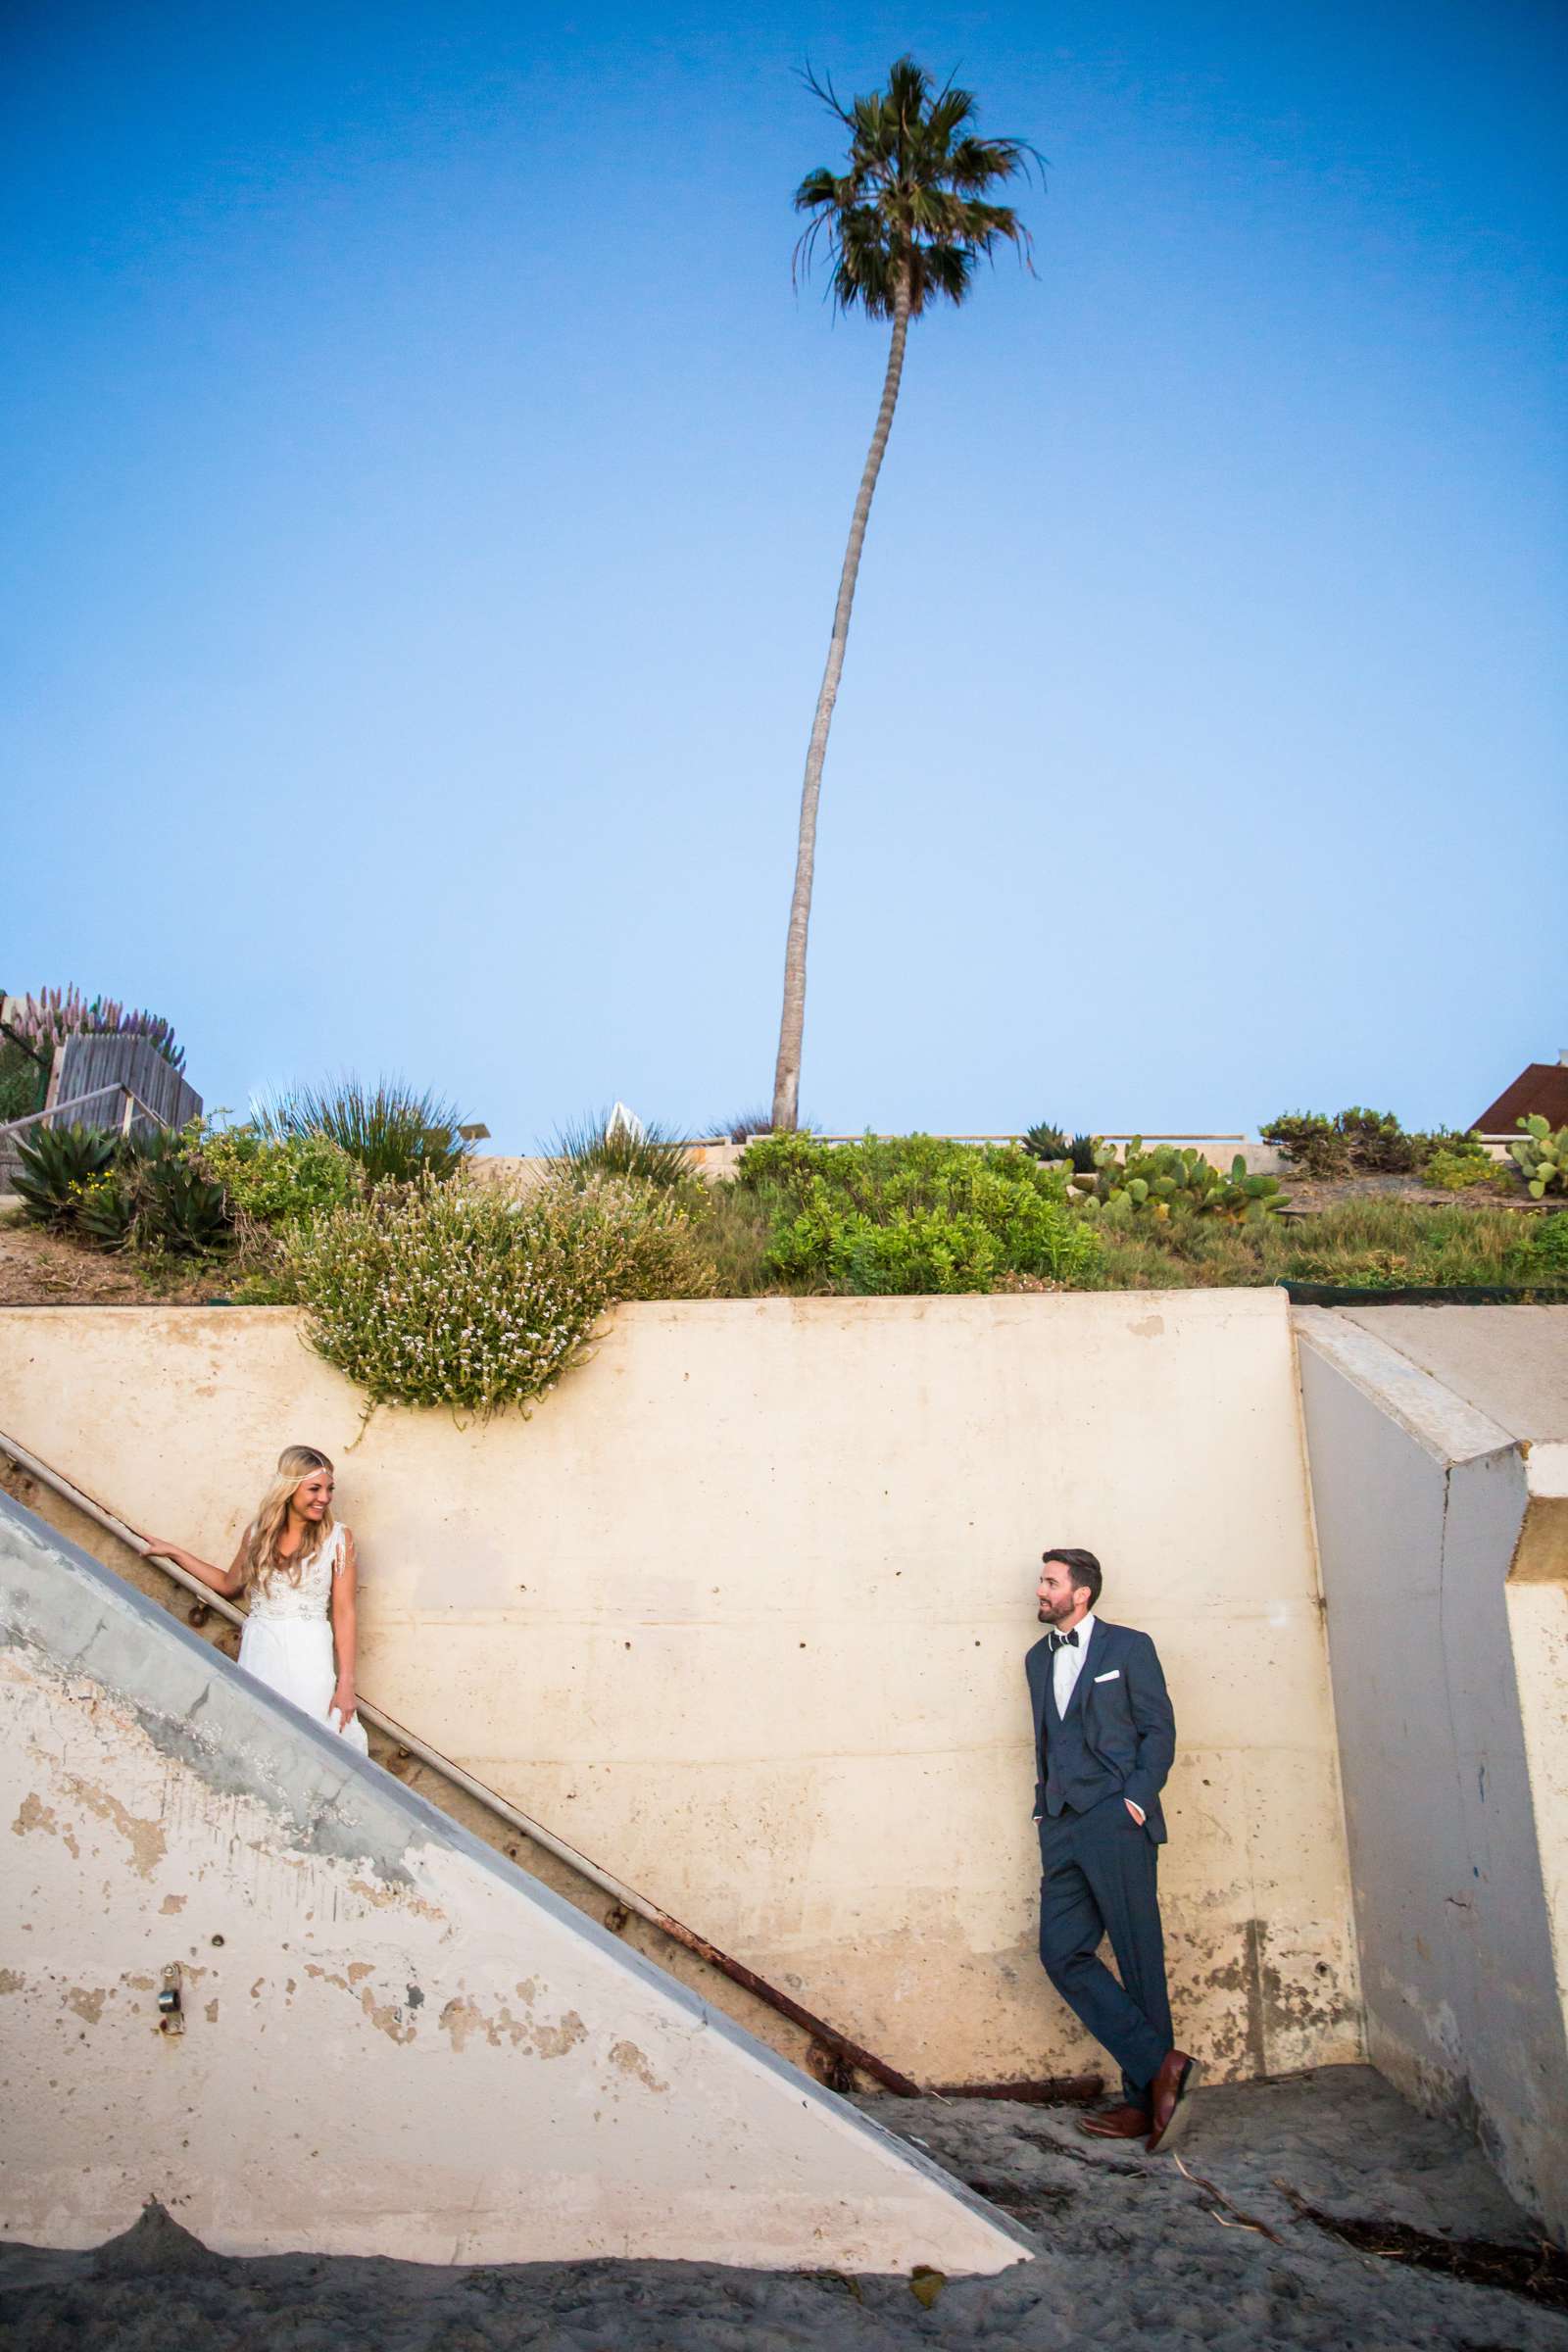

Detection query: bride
xmin=145 ymin=1444 xmax=368 ymax=1753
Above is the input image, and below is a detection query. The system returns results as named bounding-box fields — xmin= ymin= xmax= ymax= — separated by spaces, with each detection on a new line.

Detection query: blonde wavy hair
xmin=239 ymin=1445 xmax=337 ymax=1592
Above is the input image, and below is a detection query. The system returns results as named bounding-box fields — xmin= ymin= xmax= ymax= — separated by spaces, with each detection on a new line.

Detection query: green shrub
xmin=1510 ymin=1115 xmax=1568 ymax=1199
xmin=736 ymin=1132 xmax=1101 ymax=1295
xmin=1264 ymin=1105 xmax=1479 ymax=1182
xmin=257 ymin=1076 xmax=470 ymax=1186
xmin=199 ymin=1125 xmax=359 ymax=1228
xmin=1335 ymin=1106 xmax=1419 ymax=1173
xmin=0 ymin=1039 xmax=45 ymax=1123
xmin=1527 ymin=1212 xmax=1568 ymax=1279
xmin=1423 ymin=1145 xmax=1505 ymax=1192
xmin=1260 ymin=1112 xmax=1349 ymax=1179
xmin=287 ymin=1173 xmax=712 ymax=1415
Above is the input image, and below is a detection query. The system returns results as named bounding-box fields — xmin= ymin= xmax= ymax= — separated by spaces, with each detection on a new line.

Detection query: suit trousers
xmin=1038 ymin=1791 xmax=1173 ymax=2105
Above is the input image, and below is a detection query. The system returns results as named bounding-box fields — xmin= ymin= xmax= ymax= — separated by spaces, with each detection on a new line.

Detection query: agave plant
xmin=13 ymin=1124 xmax=120 ymax=1227
xmin=136 ymin=1139 xmax=234 ymax=1254
xmin=1022 ymin=1122 xmax=1068 ymax=1163
xmin=74 ymin=1171 xmax=138 ymax=1251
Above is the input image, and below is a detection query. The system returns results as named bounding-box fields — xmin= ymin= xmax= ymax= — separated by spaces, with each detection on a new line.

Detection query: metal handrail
xmin=0 ymin=1083 xmax=167 ymax=1142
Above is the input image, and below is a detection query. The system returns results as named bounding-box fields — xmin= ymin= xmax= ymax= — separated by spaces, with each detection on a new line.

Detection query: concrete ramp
xmin=0 ymin=1493 xmax=1030 ymax=2272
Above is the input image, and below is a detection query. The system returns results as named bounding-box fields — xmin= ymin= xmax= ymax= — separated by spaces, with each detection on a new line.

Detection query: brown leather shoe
xmin=1077 ymin=2103 xmax=1152 ymax=2140
xmin=1146 ymin=2049 xmax=1201 ymax=2152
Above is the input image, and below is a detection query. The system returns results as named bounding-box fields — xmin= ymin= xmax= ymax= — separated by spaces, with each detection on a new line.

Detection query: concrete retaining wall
xmin=0 ymin=1292 xmax=1360 ymax=2087
xmin=1295 ymin=1310 xmax=1568 ymax=2239
xmin=0 ymin=1494 xmax=1029 ymax=2271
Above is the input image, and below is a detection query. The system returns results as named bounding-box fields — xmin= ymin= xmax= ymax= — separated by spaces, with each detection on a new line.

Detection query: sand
xmin=2 ymin=2066 xmax=1563 ymax=2350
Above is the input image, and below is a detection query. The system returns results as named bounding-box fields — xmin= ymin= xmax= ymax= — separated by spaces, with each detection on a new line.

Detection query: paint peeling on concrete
xmin=12 ymin=1791 xmax=78 ymax=1857
xmin=437 ymin=1992 xmax=588 ymax=2059
xmin=610 ymin=2038 xmax=669 ymax=2093
xmin=65 ymin=1986 xmax=106 ymax=2024
xmin=61 ymin=1774 xmax=166 ymax=1876
xmin=0 ymin=1969 xmax=25 ymax=1994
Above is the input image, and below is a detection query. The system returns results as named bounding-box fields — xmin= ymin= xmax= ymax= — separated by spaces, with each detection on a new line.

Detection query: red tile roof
xmin=1475 ymin=1062 xmax=1568 ymax=1133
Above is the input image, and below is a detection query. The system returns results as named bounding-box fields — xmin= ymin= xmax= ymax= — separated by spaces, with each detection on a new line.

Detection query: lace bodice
xmin=246 ymin=1524 xmax=344 ymax=1623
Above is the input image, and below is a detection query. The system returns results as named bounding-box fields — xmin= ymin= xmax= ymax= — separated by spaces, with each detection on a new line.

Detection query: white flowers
xmin=287 ymin=1171 xmax=713 ymax=1416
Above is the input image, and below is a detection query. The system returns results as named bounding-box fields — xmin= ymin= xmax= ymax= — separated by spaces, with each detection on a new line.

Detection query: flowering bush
xmin=4 ymin=986 xmax=183 ymax=1070
xmin=287 ymin=1174 xmax=713 ymax=1414
xmin=199 ymin=1125 xmax=359 ymax=1228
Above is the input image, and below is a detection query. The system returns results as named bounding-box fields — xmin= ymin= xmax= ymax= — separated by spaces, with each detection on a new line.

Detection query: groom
xmin=1027 ymin=1546 xmax=1199 ymax=2151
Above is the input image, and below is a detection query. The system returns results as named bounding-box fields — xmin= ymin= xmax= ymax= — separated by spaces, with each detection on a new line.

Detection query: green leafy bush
xmin=736 ymin=1132 xmax=1102 ymax=1294
xmin=257 ymin=1077 xmax=470 ymax=1187
xmin=1264 ymin=1105 xmax=1479 ymax=1182
xmin=0 ymin=1039 xmax=45 ymax=1123
xmin=1260 ymin=1112 xmax=1349 ymax=1179
xmin=287 ymin=1174 xmax=713 ymax=1415
xmin=1526 ymin=1212 xmax=1568 ymax=1278
xmin=1335 ymin=1106 xmax=1419 ymax=1173
xmin=1510 ymin=1116 xmax=1568 ymax=1199
xmin=1423 ymin=1144 xmax=1505 ymax=1192
xmin=199 ymin=1125 xmax=359 ymax=1228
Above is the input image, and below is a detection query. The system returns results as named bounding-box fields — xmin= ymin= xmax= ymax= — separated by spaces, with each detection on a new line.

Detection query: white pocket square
xmin=1094 ymin=1669 xmax=1120 ymax=1683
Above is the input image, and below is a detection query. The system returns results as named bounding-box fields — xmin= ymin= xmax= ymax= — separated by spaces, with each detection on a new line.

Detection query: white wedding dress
xmin=238 ymin=1523 xmax=369 ymax=1753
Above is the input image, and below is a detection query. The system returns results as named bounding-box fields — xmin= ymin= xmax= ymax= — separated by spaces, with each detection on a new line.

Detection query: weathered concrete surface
xmin=1340 ymin=1301 xmax=1568 ymax=1443
xmin=0 ymin=1494 xmax=1030 ymax=2272
xmin=0 ymin=1292 xmax=1360 ymax=2087
xmin=3 ymin=2072 xmax=1564 ymax=2351
xmin=1295 ymin=1309 xmax=1568 ymax=2241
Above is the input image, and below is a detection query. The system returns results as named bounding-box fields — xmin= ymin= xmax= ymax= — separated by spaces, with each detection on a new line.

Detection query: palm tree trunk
xmin=771 ymin=275 xmax=911 ymax=1133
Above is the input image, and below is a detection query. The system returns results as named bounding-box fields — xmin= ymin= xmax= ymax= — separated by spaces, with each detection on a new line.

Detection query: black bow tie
xmin=1048 ymin=1629 xmax=1079 ymax=1653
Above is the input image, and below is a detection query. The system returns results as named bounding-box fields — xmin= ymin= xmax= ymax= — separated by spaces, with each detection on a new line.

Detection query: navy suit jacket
xmin=1025 ymin=1618 xmax=1176 ymax=1844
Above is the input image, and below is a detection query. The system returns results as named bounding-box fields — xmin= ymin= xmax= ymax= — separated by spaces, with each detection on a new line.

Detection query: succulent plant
xmin=1076 ymin=1140 xmax=1284 ymax=1222
xmin=1510 ymin=1115 xmax=1568 ymax=1199
xmin=1022 ymin=1121 xmax=1069 ymax=1163
xmin=13 ymin=1123 xmax=120 ymax=1226
xmin=74 ymin=1171 xmax=137 ymax=1250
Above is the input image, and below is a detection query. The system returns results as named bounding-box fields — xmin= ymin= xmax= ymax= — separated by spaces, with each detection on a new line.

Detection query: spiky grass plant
xmin=548 ymin=1111 xmax=698 ymax=1193
xmin=255 ymin=1076 xmax=469 ymax=1186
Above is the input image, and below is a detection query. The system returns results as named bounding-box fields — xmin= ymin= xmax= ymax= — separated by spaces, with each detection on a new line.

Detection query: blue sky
xmin=5 ymin=1 xmax=1563 ymax=1147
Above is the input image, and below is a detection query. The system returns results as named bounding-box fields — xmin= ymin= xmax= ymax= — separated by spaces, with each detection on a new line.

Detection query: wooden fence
xmin=0 ymin=1036 xmax=201 ymax=1189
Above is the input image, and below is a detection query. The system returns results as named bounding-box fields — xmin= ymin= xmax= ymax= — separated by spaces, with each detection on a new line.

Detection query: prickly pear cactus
xmin=1511 ymin=1115 xmax=1568 ymax=1198
xmin=1078 ymin=1141 xmax=1284 ymax=1220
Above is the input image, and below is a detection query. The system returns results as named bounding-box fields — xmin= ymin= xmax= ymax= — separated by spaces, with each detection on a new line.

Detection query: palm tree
xmin=770 ymin=57 xmax=1040 ymax=1133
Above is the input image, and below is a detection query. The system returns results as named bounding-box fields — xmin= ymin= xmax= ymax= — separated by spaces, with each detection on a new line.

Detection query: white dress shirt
xmin=1052 ymin=1609 xmax=1097 ymax=1716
